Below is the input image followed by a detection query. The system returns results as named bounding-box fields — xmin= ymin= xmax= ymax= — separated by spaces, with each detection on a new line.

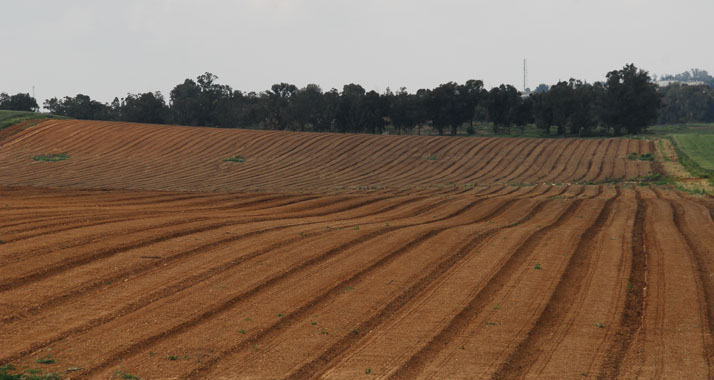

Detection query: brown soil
xmin=1 ymin=121 xmax=712 ymax=380
xmin=0 ymin=120 xmax=652 ymax=193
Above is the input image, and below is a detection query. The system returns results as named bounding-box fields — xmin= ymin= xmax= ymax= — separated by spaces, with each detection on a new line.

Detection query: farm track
xmin=2 ymin=120 xmax=714 ymax=379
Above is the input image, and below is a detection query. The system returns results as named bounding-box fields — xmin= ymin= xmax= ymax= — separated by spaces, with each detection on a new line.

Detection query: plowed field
xmin=2 ymin=120 xmax=714 ymax=379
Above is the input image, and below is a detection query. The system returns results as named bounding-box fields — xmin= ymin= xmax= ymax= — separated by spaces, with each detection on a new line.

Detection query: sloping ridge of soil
xmin=0 ymin=119 xmax=652 ymax=194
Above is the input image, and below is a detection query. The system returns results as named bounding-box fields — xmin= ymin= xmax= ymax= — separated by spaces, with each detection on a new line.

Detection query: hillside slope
xmin=0 ymin=120 xmax=653 ymax=194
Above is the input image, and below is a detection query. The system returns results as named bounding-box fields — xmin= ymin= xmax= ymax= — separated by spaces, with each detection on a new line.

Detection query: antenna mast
xmin=523 ymin=59 xmax=528 ymax=93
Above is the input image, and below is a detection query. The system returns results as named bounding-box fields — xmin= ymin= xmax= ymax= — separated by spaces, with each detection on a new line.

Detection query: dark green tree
xmin=487 ymin=84 xmax=521 ymax=134
xmin=0 ymin=92 xmax=38 ymax=111
xmin=361 ymin=90 xmax=388 ymax=134
xmin=289 ymin=84 xmax=324 ymax=131
xmin=169 ymin=79 xmax=203 ymax=126
xmin=532 ymin=91 xmax=554 ymax=136
xmin=658 ymin=83 xmax=714 ymax=124
xmin=122 ymin=92 xmax=169 ymax=124
xmin=335 ymin=84 xmax=366 ymax=133
xmin=427 ymin=82 xmax=472 ymax=135
xmin=389 ymin=88 xmax=427 ymax=135
xmin=265 ymin=82 xmax=298 ymax=130
xmin=43 ymin=94 xmax=108 ymax=120
xmin=602 ymin=64 xmax=661 ymax=135
xmin=169 ymin=72 xmax=231 ymax=126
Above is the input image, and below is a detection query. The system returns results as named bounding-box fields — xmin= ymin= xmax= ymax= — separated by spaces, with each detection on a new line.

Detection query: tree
xmin=514 ymin=96 xmax=534 ymax=133
xmin=658 ymin=83 xmax=714 ymax=124
xmin=43 ymin=94 xmax=108 ymax=120
xmin=487 ymin=85 xmax=521 ymax=134
xmin=169 ymin=72 xmax=232 ymax=126
xmin=389 ymin=88 xmax=426 ymax=135
xmin=122 ymin=92 xmax=169 ymax=124
xmin=169 ymin=79 xmax=203 ymax=126
xmin=660 ymin=68 xmax=714 ymax=87
xmin=335 ymin=84 xmax=366 ymax=133
xmin=461 ymin=79 xmax=488 ymax=127
xmin=361 ymin=90 xmax=388 ymax=134
xmin=0 ymin=92 xmax=39 ymax=111
xmin=265 ymin=82 xmax=298 ymax=130
xmin=427 ymin=82 xmax=472 ymax=135
xmin=602 ymin=64 xmax=661 ymax=135
xmin=532 ymin=91 xmax=554 ymax=135
xmin=291 ymin=84 xmax=329 ymax=131
xmin=533 ymin=84 xmax=550 ymax=94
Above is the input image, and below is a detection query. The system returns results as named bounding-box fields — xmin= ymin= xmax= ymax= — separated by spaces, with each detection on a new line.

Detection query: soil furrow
xmin=388 ymin=198 xmax=584 ymax=379
xmin=596 ymin=189 xmax=647 ymax=379
xmin=490 ymin=187 xmax=619 ymax=379
xmin=69 ymin=198 xmax=518 ymax=379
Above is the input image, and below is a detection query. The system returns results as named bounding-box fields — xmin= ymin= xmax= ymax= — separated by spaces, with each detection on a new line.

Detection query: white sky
xmin=2 ymin=0 xmax=713 ymax=107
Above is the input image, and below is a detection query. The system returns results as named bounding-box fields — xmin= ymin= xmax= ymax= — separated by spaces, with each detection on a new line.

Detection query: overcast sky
xmin=2 ymin=0 xmax=713 ymax=107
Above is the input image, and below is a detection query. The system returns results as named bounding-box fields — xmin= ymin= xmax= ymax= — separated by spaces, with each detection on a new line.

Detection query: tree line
xmin=3 ymin=64 xmax=711 ymax=136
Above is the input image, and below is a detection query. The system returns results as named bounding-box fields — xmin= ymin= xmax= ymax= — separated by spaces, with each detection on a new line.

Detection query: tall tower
xmin=523 ymin=59 xmax=528 ymax=93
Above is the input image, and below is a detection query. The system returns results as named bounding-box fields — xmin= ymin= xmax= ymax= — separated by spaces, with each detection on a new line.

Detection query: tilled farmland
xmin=2 ymin=120 xmax=714 ymax=379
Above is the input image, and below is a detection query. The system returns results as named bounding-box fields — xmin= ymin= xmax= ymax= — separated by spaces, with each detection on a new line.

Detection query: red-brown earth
xmin=1 ymin=120 xmax=712 ymax=379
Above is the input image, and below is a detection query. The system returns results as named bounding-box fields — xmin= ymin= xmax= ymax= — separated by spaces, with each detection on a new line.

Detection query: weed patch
xmin=34 ymin=356 xmax=55 ymax=365
xmin=627 ymin=152 xmax=654 ymax=161
xmin=32 ymin=153 xmax=69 ymax=162
xmin=222 ymin=155 xmax=246 ymax=163
xmin=115 ymin=371 xmax=141 ymax=380
xmin=0 ymin=364 xmax=60 ymax=380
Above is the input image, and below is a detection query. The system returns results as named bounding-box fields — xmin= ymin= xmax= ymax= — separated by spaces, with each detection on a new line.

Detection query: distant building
xmin=655 ymin=80 xmax=706 ymax=87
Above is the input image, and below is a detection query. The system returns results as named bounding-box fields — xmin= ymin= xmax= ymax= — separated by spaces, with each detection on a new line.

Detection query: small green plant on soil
xmin=627 ymin=152 xmax=654 ymax=161
xmin=493 ymin=304 xmax=501 ymax=310
xmin=365 ymin=368 xmax=372 ymax=374
xmin=594 ymin=322 xmax=605 ymax=328
xmin=344 ymin=286 xmax=355 ymax=293
xmin=168 ymin=355 xmax=178 ymax=361
xmin=32 ymin=153 xmax=69 ymax=162
xmin=244 ymin=317 xmax=252 ymax=322
xmin=311 ymin=321 xmax=318 ymax=325
xmin=0 ymin=364 xmax=61 ymax=380
xmin=222 ymin=155 xmax=246 ymax=163
xmin=34 ymin=356 xmax=55 ymax=365
xmin=277 ymin=313 xmax=284 ymax=317
xmin=351 ymin=329 xmax=360 ymax=335
xmin=238 ymin=329 xmax=246 ymax=334
xmin=534 ymin=263 xmax=542 ymax=270
xmin=353 ymin=225 xmax=360 ymax=231
xmin=425 ymin=154 xmax=438 ymax=160
xmin=320 ymin=328 xmax=329 ymax=335
xmin=115 ymin=371 xmax=141 ymax=380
